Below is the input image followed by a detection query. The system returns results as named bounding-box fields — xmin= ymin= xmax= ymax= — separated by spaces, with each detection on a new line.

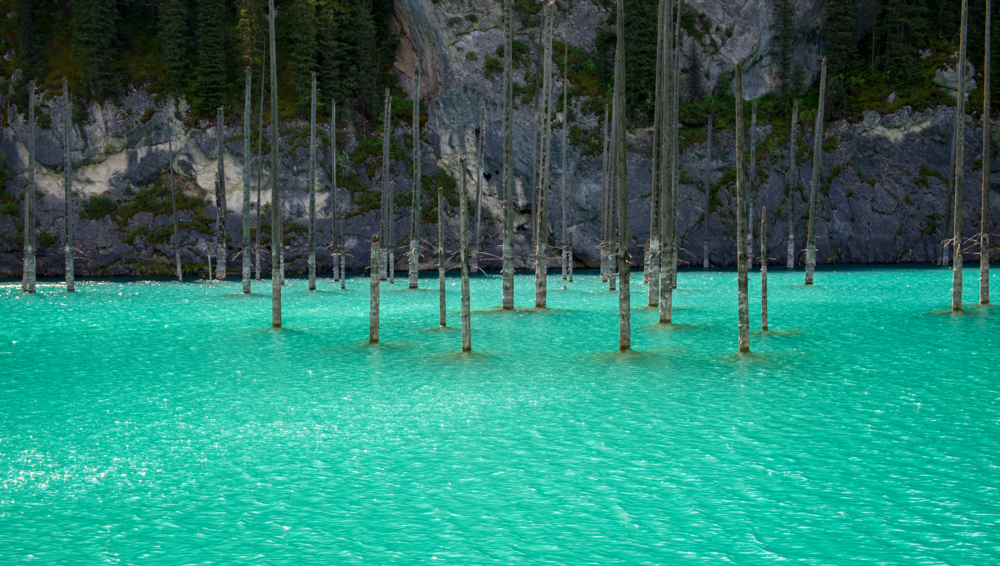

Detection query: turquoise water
xmin=2 ymin=267 xmax=999 ymax=564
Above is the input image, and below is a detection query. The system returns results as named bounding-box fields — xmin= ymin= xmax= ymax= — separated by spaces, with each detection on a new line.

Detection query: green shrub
xmin=84 ymin=195 xmax=119 ymax=219
xmin=822 ymin=136 xmax=838 ymax=151
xmin=466 ymin=51 xmax=478 ymax=61
xmin=465 ymin=13 xmax=478 ymax=23
xmin=447 ymin=16 xmax=462 ymax=26
xmin=483 ymin=55 xmax=503 ymax=79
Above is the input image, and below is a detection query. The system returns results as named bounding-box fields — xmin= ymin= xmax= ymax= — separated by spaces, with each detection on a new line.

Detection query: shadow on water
xmin=643 ymin=321 xmax=713 ymax=331
xmin=753 ymin=328 xmax=804 ymax=336
xmin=422 ymin=349 xmax=496 ymax=363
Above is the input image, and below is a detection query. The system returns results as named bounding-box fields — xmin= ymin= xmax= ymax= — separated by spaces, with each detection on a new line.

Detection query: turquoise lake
xmin=2 ymin=266 xmax=999 ymax=564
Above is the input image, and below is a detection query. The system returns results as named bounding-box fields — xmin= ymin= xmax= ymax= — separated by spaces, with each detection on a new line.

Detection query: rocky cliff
xmin=1 ymin=0 xmax=995 ymax=279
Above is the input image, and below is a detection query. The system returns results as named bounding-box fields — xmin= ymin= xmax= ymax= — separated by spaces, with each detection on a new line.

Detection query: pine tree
xmin=17 ymin=0 xmax=43 ymax=81
xmin=824 ymin=0 xmax=857 ymax=112
xmin=771 ymin=0 xmax=797 ymax=97
xmin=236 ymin=0 xmax=266 ymax=69
xmin=72 ymin=0 xmax=119 ymax=99
xmin=289 ymin=0 xmax=318 ymax=117
xmin=879 ymin=0 xmax=928 ymax=88
xmin=159 ymin=0 xmax=190 ymax=92
xmin=196 ymin=0 xmax=227 ymax=115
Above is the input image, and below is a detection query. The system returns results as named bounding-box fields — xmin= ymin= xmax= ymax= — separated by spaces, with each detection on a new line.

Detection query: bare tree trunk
xmin=787 ymin=100 xmax=798 ymax=269
xmin=806 ymin=59 xmax=826 ymax=285
xmin=389 ymin=181 xmax=395 ymax=285
xmin=659 ymin=0 xmax=675 ymax=322
xmin=954 ymin=0 xmax=969 ymax=311
xmin=615 ymin=0 xmax=630 ymax=350
xmin=670 ymin=0 xmax=681 ymax=290
xmin=410 ymin=62 xmax=422 ymax=289
xmin=438 ymin=187 xmax=447 ymax=326
xmin=647 ymin=0 xmax=665 ymax=305
xmin=703 ymin=115 xmax=712 ymax=268
xmin=207 ymin=250 xmax=212 ymax=281
xmin=609 ymin=78 xmax=618 ymax=294
xmin=475 ymin=105 xmax=485 ymax=274
xmin=23 ymin=82 xmax=35 ymax=293
xmin=561 ymin=36 xmax=569 ymax=282
xmin=307 ymin=75 xmax=317 ymax=290
xmin=370 ymin=235 xmax=379 ymax=343
xmin=535 ymin=2 xmax=554 ymax=309
xmin=460 ymin=156 xmax=471 ymax=351
xmin=169 ymin=100 xmax=182 ymax=283
xmin=983 ymin=0 xmax=992 ymax=305
xmin=568 ymin=231 xmax=574 ymax=282
xmin=502 ymin=0 xmax=515 ymax=309
xmin=600 ymin=104 xmax=610 ymax=283
xmin=269 ymin=0 xmax=281 ymax=327
xmin=216 ymin=107 xmax=228 ymax=281
xmin=761 ymin=206 xmax=768 ymax=331
xmin=748 ymin=101 xmax=756 ymax=270
xmin=332 ymin=97 xmax=339 ymax=283
xmin=943 ymin=121 xmax=957 ymax=266
xmin=380 ymin=89 xmax=391 ymax=281
xmin=256 ymin=49 xmax=266 ymax=281
xmin=243 ymin=68 xmax=253 ymax=294
xmin=735 ymin=64 xmax=750 ymax=353
xmin=63 ymin=79 xmax=74 ymax=292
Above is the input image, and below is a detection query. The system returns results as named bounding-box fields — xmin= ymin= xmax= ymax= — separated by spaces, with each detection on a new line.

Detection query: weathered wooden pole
xmin=761 ymin=206 xmax=768 ymax=331
xmin=735 ymin=63 xmax=750 ymax=353
xmin=167 ymin=106 xmax=183 ymax=283
xmin=380 ymin=88 xmax=391 ymax=280
xmin=409 ymin=62 xmax=422 ymax=288
xmin=370 ymin=235 xmax=380 ymax=343
xmin=502 ymin=0 xmax=515 ymax=309
xmin=331 ymin=97 xmax=339 ymax=283
xmin=943 ymin=123 xmax=957 ymax=266
xmin=615 ymin=0 xmax=630 ymax=350
xmin=438 ymin=187 xmax=447 ymax=326
xmin=609 ymin=77 xmax=618 ymax=294
xmin=648 ymin=0 xmax=666 ymax=305
xmin=474 ymin=104 xmax=485 ymax=273
xmin=703 ymin=114 xmax=712 ymax=268
xmin=216 ymin=107 xmax=228 ymax=280
xmin=805 ymin=58 xmax=826 ymax=285
xmin=23 ymin=81 xmax=36 ymax=293
xmin=308 ymin=74 xmax=318 ymax=291
xmin=255 ymin=49 xmax=266 ymax=281
xmin=748 ymin=101 xmax=757 ymax=270
xmin=389 ymin=181 xmax=395 ymax=284
xmin=63 ymin=79 xmax=74 ymax=292
xmin=953 ymin=0 xmax=969 ymax=311
xmin=561 ymin=36 xmax=570 ymax=282
xmin=535 ymin=2 xmax=554 ymax=309
xmin=567 ymin=231 xmax=573 ymax=282
xmin=600 ymin=104 xmax=610 ymax=283
xmin=269 ymin=0 xmax=281 ymax=327
xmin=787 ymin=100 xmax=798 ymax=269
xmin=207 ymin=250 xmax=212 ymax=281
xmin=658 ymin=0 xmax=675 ymax=322
xmin=982 ymin=0 xmax=992 ymax=305
xmin=243 ymin=68 xmax=253 ymax=293
xmin=460 ymin=157 xmax=472 ymax=351
xmin=670 ymin=0 xmax=681 ymax=290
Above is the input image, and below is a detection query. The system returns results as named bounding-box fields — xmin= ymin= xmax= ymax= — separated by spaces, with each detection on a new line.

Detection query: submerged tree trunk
xmin=609 ymin=75 xmax=618 ymax=294
xmin=703 ymin=114 xmax=712 ymax=268
xmin=561 ymin=36 xmax=570 ymax=283
xmin=63 ymin=79 xmax=74 ymax=292
xmin=438 ymin=187 xmax=447 ymax=326
xmin=308 ymin=74 xmax=317 ymax=291
xmin=648 ymin=0 xmax=666 ymax=305
xmin=269 ymin=0 xmax=281 ymax=327
xmin=460 ymin=157 xmax=471 ymax=351
xmin=370 ymin=235 xmax=380 ymax=343
xmin=735 ymin=64 xmax=750 ymax=353
xmin=568 ymin=231 xmax=574 ymax=282
xmin=216 ymin=107 xmax=228 ymax=281
xmin=502 ymin=0 xmax=515 ymax=309
xmin=410 ymin=62 xmax=422 ymax=289
xmin=659 ymin=0 xmax=675 ymax=323
xmin=243 ymin=68 xmax=253 ymax=294
xmin=389 ymin=181 xmax=395 ymax=285
xmin=943 ymin=121 xmax=957 ymax=266
xmin=255 ymin=49 xmax=266 ymax=282
xmin=23 ymin=82 xmax=35 ymax=293
xmin=475 ymin=105 xmax=485 ymax=274
xmin=761 ymin=207 xmax=768 ymax=331
xmin=535 ymin=3 xmax=554 ymax=309
xmin=954 ymin=0 xmax=969 ymax=311
xmin=600 ymin=104 xmax=610 ymax=283
xmin=331 ymin=97 xmax=339 ymax=283
xmin=983 ymin=0 xmax=992 ymax=306
xmin=787 ymin=100 xmax=798 ymax=269
xmin=380 ymin=89 xmax=391 ymax=281
xmin=748 ymin=101 xmax=757 ymax=270
xmin=670 ymin=0 xmax=681 ymax=291
xmin=805 ymin=59 xmax=826 ymax=285
xmin=615 ymin=0 xmax=630 ymax=350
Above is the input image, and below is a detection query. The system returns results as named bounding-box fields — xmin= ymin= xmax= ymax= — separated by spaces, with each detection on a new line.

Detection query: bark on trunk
xmin=670 ymin=0 xmax=681 ymax=291
xmin=748 ymin=101 xmax=757 ymax=270
xmin=943 ymin=121 xmax=957 ymax=266
xmin=805 ymin=59 xmax=826 ymax=285
xmin=703 ymin=115 xmax=712 ymax=268
xmin=410 ymin=62 xmax=422 ymax=289
xmin=389 ymin=181 xmax=395 ymax=285
xmin=761 ymin=206 xmax=768 ymax=331
xmin=647 ymin=0 xmax=664 ymax=301
xmin=308 ymin=74 xmax=317 ymax=291
xmin=438 ymin=187 xmax=447 ymax=326
xmin=787 ymin=100 xmax=798 ymax=269
xmin=600 ymin=105 xmax=610 ymax=283
xmin=658 ymin=0 xmax=675 ymax=322
xmin=370 ymin=236 xmax=380 ymax=343
xmin=255 ymin=49 xmax=266 ymax=281
xmin=983 ymin=0 xmax=992 ymax=305
xmin=561 ymin=34 xmax=570 ymax=282
xmin=460 ymin=157 xmax=471 ymax=351
xmin=23 ymin=82 xmax=35 ymax=293
xmin=609 ymin=76 xmax=618 ymax=294
xmin=535 ymin=3 xmax=554 ymax=309
xmin=502 ymin=0 xmax=515 ymax=309
xmin=216 ymin=107 xmax=227 ymax=281
xmin=568 ymin=231 xmax=574 ymax=282
xmin=615 ymin=0 xmax=630 ymax=350
xmin=475 ymin=105 xmax=485 ymax=274
xmin=243 ymin=68 xmax=253 ymax=294
xmin=63 ymin=79 xmax=74 ymax=292
xmin=169 ymin=98 xmax=182 ymax=282
xmin=953 ymin=0 xmax=969 ymax=311
xmin=735 ymin=64 xmax=750 ymax=353
xmin=332 ymin=97 xmax=339 ymax=283
xmin=380 ymin=89 xmax=391 ymax=281
xmin=269 ymin=0 xmax=281 ymax=327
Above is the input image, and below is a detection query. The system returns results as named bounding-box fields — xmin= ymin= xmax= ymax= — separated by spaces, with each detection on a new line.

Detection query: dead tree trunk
xmin=736 ymin=63 xmax=750 ymax=353
xmin=535 ymin=2 xmax=554 ymax=309
xmin=502 ymin=0 xmax=515 ymax=309
xmin=63 ymin=79 xmax=74 ymax=292
xmin=805 ymin=58 xmax=826 ymax=285
xmin=600 ymin=104 xmax=610 ymax=283
xmin=169 ymin=96 xmax=182 ymax=282
xmin=568 ymin=231 xmax=574 ymax=282
xmin=269 ymin=0 xmax=281 ymax=327
xmin=243 ymin=68 xmax=253 ymax=294
xmin=703 ymin=115 xmax=712 ymax=268
xmin=561 ymin=37 xmax=570 ymax=282
xmin=380 ymin=89 xmax=391 ymax=280
xmin=953 ymin=0 xmax=969 ymax=311
xmin=370 ymin=235 xmax=380 ymax=343
xmin=410 ymin=62 xmax=422 ymax=289
xmin=982 ymin=0 xmax=992 ymax=305
xmin=748 ymin=101 xmax=757 ymax=270
xmin=659 ymin=0 xmax=675 ymax=322
xmin=475 ymin=105 xmax=485 ymax=274
xmin=23 ymin=82 xmax=35 ymax=293
xmin=438 ymin=187 xmax=447 ymax=326
xmin=761 ymin=206 xmax=768 ymax=331
xmin=216 ymin=107 xmax=228 ymax=281
xmin=256 ymin=50 xmax=266 ymax=281
xmin=615 ymin=0 xmax=630 ymax=350
xmin=648 ymin=0 xmax=666 ymax=306
xmin=308 ymin=74 xmax=317 ymax=291
xmin=670 ymin=0 xmax=681 ymax=290
xmin=332 ymin=97 xmax=339 ymax=283
xmin=460 ymin=156 xmax=471 ymax=351
xmin=389 ymin=181 xmax=395 ymax=285
xmin=944 ymin=121 xmax=957 ymax=266
xmin=787 ymin=100 xmax=798 ymax=269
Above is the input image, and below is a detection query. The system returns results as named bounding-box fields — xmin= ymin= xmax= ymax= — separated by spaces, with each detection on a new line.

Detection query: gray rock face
xmin=1 ymin=0 xmax=995 ymax=279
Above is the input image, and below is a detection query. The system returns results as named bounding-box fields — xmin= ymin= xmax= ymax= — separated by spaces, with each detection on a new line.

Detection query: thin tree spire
xmin=502 ymin=0 xmax=515 ymax=309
